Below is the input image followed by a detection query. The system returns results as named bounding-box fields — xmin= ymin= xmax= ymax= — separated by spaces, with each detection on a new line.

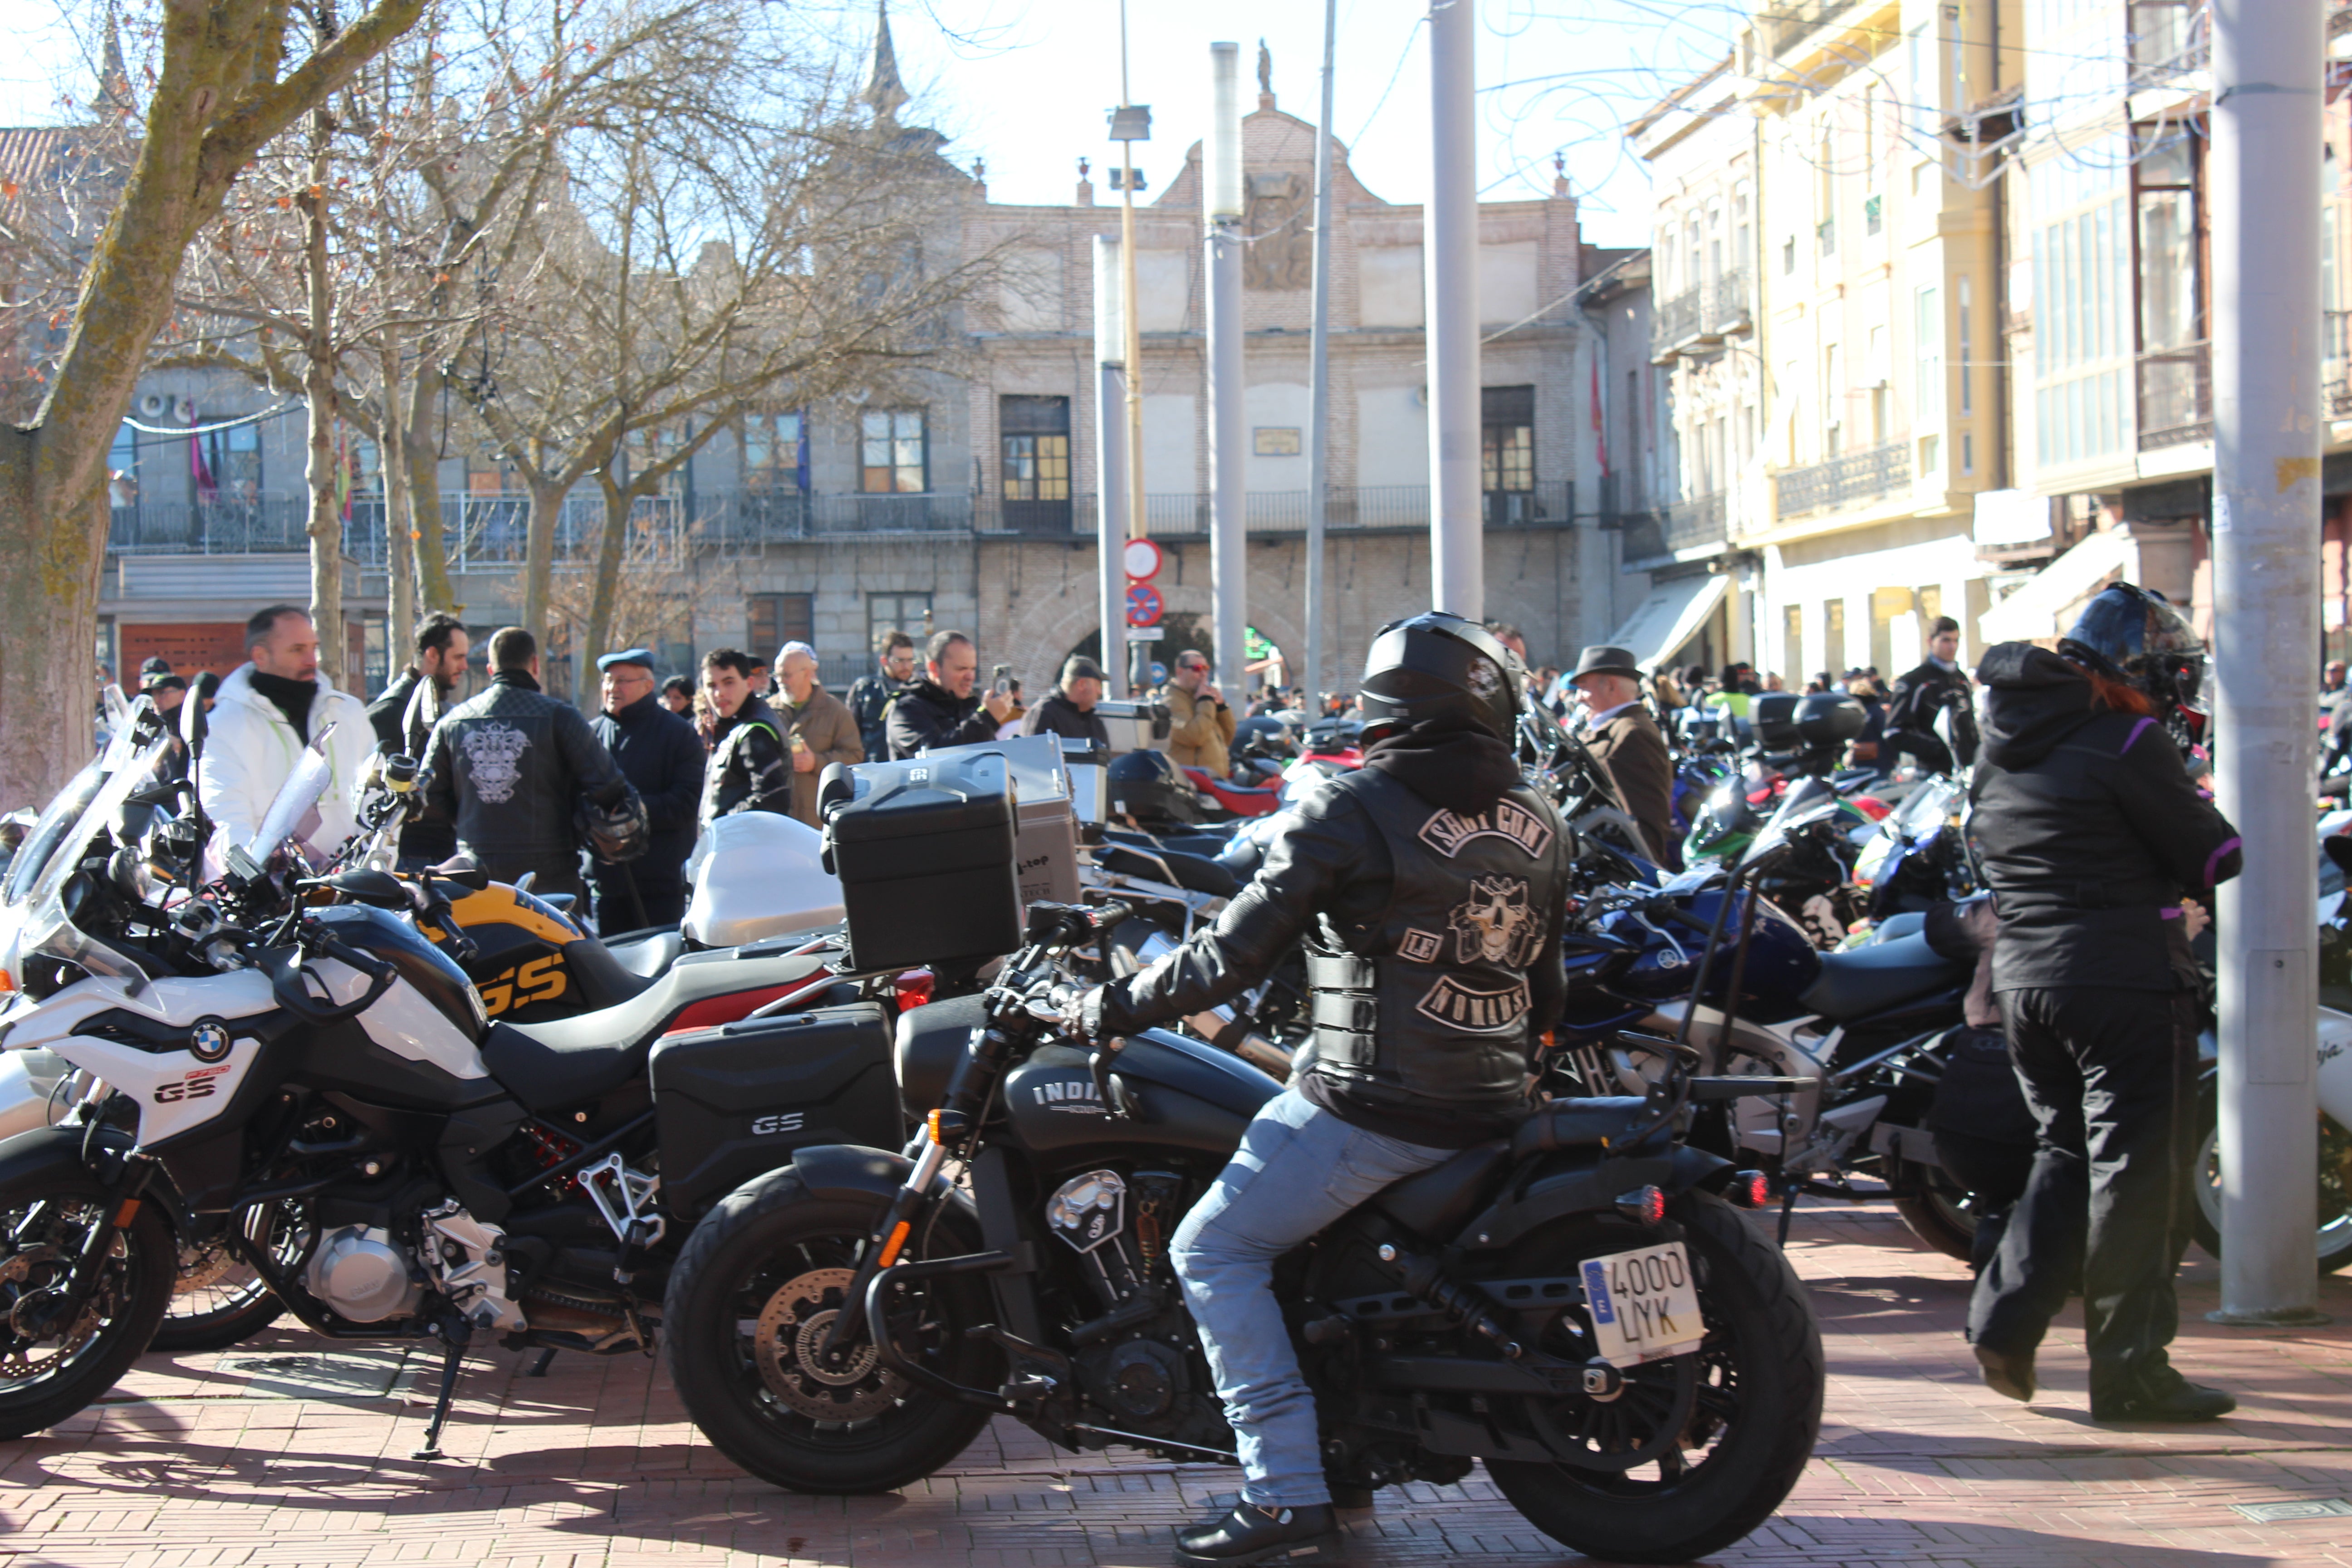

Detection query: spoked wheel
xmin=1480 ymin=1192 xmax=1825 ymax=1565
xmin=0 ymin=1168 xmax=175 ymax=1438
xmin=151 ymin=1200 xmax=306 ymax=1354
xmin=2190 ymin=1083 xmax=2352 ymax=1274
xmin=663 ymin=1171 xmax=1001 ymax=1492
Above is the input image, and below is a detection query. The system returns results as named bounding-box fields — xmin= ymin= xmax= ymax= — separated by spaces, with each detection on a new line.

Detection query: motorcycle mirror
xmin=327 ymin=868 xmax=411 ymax=909
xmin=2325 ymin=835 xmax=2352 ymax=878
xmin=177 ymin=676 xmax=208 ymax=753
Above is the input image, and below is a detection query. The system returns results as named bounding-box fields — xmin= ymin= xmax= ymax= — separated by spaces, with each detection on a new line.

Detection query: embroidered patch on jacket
xmin=1418 ymin=799 xmax=1554 ymax=860
xmin=460 ymin=721 xmax=531 ymax=804
xmin=1413 ymin=975 xmax=1532 ymax=1035
xmin=1396 ymin=927 xmax=1446 ymax=964
xmin=1448 ymin=876 xmax=1542 ymax=965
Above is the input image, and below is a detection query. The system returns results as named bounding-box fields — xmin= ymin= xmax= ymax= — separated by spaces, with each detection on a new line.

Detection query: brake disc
xmin=752 ymin=1267 xmax=905 ymax=1422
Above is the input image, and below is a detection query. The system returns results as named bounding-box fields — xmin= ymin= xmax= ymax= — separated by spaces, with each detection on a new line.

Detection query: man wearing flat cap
xmin=1571 ymin=644 xmax=1678 ymax=866
xmin=1022 ymin=655 xmax=1113 ymax=751
xmin=590 ymin=647 xmax=703 ymax=930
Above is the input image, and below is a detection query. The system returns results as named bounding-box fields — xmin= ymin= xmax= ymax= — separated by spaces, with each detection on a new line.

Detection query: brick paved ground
xmin=4 ymin=1200 xmax=2352 ymax=1566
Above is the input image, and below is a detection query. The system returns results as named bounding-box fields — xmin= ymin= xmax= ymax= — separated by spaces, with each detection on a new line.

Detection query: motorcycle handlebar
xmin=265 ymin=924 xmax=399 ymax=1026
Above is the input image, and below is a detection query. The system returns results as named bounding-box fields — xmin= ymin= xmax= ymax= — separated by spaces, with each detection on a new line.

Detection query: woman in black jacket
xmin=1965 ymin=584 xmax=2241 ymax=1422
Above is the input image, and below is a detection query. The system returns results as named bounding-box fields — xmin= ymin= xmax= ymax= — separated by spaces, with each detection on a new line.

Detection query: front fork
xmin=815 ymin=1118 xmax=954 ymax=1367
xmin=27 ymin=1082 xmax=159 ymax=1318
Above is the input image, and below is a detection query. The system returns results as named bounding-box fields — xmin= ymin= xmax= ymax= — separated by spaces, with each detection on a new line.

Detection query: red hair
xmin=2086 ymin=668 xmax=2154 ymax=716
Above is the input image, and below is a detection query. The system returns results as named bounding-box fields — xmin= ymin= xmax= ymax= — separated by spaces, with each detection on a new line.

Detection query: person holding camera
xmin=1164 ymin=649 xmax=1236 ymax=778
xmin=885 ymin=629 xmax=1012 ymax=759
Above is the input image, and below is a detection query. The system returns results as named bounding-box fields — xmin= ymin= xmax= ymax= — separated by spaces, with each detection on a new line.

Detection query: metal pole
xmin=1424 ymin=0 xmax=1481 ymax=619
xmin=1304 ymin=0 xmax=1337 ymax=710
xmin=2210 ymin=0 xmax=2329 ymax=1327
xmin=1094 ymin=236 xmax=1131 ymax=688
xmin=1117 ymin=0 xmax=1150 ymax=697
xmin=1206 ymin=41 xmax=1247 ymax=687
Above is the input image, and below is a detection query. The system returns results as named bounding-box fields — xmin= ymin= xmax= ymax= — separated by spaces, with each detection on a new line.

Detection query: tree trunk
xmin=0 ymin=432 xmax=105 ymax=804
xmin=522 ymin=471 xmax=568 ymax=652
xmin=584 ymin=472 xmax=632 ymax=670
xmin=406 ymin=363 xmax=456 ymax=612
xmin=302 ymin=107 xmax=344 ymax=690
xmin=378 ymin=349 xmax=416 ymax=654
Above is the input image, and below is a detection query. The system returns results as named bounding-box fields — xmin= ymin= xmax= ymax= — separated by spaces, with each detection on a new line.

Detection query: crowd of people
xmin=137 ymin=608 xmax=1268 ymax=938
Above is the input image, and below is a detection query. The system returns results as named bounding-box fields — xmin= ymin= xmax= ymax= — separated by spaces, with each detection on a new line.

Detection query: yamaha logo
xmin=187 ymin=1019 xmax=234 ymax=1063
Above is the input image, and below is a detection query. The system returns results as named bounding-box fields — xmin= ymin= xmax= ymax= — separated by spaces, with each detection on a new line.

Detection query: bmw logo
xmin=187 ymin=1019 xmax=234 ymax=1063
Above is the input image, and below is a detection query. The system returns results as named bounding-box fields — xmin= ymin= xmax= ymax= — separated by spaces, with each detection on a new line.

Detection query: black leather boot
xmin=1174 ymin=1502 xmax=1341 ymax=1567
xmin=2091 ymin=1365 xmax=2236 ymax=1422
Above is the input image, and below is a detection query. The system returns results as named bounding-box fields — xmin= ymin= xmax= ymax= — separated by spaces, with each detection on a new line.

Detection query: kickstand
xmin=525 ymin=1348 xmax=557 ymax=1378
xmin=412 ymin=1322 xmax=474 ymax=1461
xmin=1775 ymin=1184 xmax=1799 ymax=1248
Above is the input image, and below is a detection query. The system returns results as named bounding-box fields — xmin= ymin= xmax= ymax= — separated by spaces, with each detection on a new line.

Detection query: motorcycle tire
xmin=0 ymin=1167 xmax=176 ymax=1438
xmin=2190 ymin=1081 xmax=2352 ymax=1275
xmin=663 ymin=1168 xmax=1002 ymax=1493
xmin=1890 ymin=1160 xmax=1980 ymax=1263
xmin=151 ymin=1199 xmax=307 ymax=1354
xmin=1484 ymin=1191 xmax=1824 ymax=1565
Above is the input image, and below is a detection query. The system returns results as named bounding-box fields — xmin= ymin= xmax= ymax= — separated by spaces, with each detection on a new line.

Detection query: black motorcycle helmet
xmin=1106 ymin=749 xmax=1210 ymax=828
xmin=1356 ymin=611 xmax=1523 ymax=745
xmin=2058 ymin=582 xmax=2206 ymax=740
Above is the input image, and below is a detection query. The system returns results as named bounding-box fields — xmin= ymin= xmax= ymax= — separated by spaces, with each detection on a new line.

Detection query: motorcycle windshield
xmin=17 ymin=735 xmax=176 ymax=982
xmin=245 ymin=722 xmax=338 ymax=860
xmin=0 ymin=756 xmax=110 ymax=908
xmin=1747 ymin=777 xmax=1841 ymax=863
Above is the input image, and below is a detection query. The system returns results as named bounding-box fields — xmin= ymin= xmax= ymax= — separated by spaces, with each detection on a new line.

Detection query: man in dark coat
xmin=1569 ymin=644 xmax=1678 ymax=865
xmin=589 ymin=648 xmax=704 ymax=930
xmin=698 ymin=647 xmax=794 ymax=829
xmin=423 ymin=626 xmax=634 ymax=906
xmin=367 ymin=612 xmax=470 ymax=867
xmin=846 ymin=628 xmax=917 ymax=762
xmin=1020 ymin=655 xmax=1112 ymax=751
xmin=886 ymin=629 xmax=1012 ymax=759
xmin=1884 ymin=614 xmax=1979 ymax=773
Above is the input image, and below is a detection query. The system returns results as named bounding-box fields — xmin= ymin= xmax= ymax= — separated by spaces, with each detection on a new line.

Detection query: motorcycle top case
xmin=648 ymin=1002 xmax=904 ymax=1218
xmin=821 ymin=752 xmax=1021 ymax=970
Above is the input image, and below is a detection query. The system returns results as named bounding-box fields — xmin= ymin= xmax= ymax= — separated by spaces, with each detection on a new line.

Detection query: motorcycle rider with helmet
xmin=1074 ymin=613 xmax=1570 ymax=1567
xmin=1965 ymin=583 xmax=2242 ymax=1421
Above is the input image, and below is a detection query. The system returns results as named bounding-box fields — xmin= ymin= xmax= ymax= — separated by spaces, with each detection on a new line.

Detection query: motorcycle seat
xmin=1095 ymin=843 xmax=1241 ymax=899
xmin=561 ymin=936 xmax=658 ymax=1013
xmin=482 ymin=947 xmax=834 ymax=1112
xmin=1372 ymin=1140 xmax=1512 ymax=1240
xmin=1798 ymin=933 xmax=1968 ymax=1024
xmin=607 ymin=929 xmax=685 ymax=982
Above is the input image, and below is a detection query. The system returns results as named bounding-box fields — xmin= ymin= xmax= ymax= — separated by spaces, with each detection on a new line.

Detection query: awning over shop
xmin=1610 ymin=571 xmax=1730 ymax=672
xmin=1977 ymin=527 xmax=2132 ymax=644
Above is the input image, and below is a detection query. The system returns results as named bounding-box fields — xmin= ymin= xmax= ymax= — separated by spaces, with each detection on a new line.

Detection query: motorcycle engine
xmin=1044 ymin=1169 xmax=1227 ymax=1450
xmin=304 ymin=1225 xmax=424 ymax=1322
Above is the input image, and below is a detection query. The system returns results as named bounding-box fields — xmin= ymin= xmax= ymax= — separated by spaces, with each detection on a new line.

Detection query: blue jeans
xmin=1170 ymin=1086 xmax=1455 ymax=1508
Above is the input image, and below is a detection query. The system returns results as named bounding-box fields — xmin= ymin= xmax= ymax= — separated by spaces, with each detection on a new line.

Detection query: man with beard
xmin=197 ymin=604 xmax=374 ymax=866
xmin=367 ymin=612 xmax=471 ymax=866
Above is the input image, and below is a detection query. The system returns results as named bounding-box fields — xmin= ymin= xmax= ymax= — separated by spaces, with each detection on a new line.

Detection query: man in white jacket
xmin=196 ymin=604 xmax=373 ymax=862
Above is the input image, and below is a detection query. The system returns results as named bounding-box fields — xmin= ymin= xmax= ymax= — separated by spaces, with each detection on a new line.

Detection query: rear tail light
xmin=1726 ymin=1170 xmax=1770 ymax=1210
xmin=1614 ymin=1186 xmax=1666 ymax=1225
xmin=894 ymin=969 xmax=936 ymax=1010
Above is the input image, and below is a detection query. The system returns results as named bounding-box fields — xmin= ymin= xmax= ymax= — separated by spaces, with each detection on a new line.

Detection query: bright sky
xmin=0 ymin=0 xmax=1744 ymax=248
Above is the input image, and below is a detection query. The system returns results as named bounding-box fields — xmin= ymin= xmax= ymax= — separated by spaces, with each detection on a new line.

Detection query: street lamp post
xmin=1205 ymin=41 xmax=1247 ymax=688
xmin=1093 ymin=235 xmax=1130 ymax=686
xmin=1424 ymin=0 xmax=1481 ymax=619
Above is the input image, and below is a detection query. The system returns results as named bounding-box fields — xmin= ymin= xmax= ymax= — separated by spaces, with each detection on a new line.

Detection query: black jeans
xmin=1967 ymin=985 xmax=2197 ymax=1400
xmin=591 ymin=865 xmax=686 ymax=934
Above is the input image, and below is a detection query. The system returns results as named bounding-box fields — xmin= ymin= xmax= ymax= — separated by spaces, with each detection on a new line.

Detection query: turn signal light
xmin=1726 ymin=1170 xmax=1770 ymax=1210
xmin=894 ymin=969 xmax=935 ymax=1010
xmin=1614 ymin=1186 xmax=1666 ymax=1225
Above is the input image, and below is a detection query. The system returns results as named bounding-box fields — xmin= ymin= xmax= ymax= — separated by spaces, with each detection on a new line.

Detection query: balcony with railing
xmin=1773 ymin=439 xmax=1911 ymax=520
xmin=1663 ymin=490 xmax=1729 ymax=553
xmin=2328 ymin=312 xmax=2352 ymax=419
xmin=2127 ymin=3 xmax=2210 ymax=90
xmin=1759 ymin=0 xmax=1860 ymax=58
xmin=1705 ymin=268 xmax=1752 ymax=336
xmin=1651 ymin=286 xmax=1701 ymax=362
xmin=2136 ymin=342 xmax=2211 ymax=450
